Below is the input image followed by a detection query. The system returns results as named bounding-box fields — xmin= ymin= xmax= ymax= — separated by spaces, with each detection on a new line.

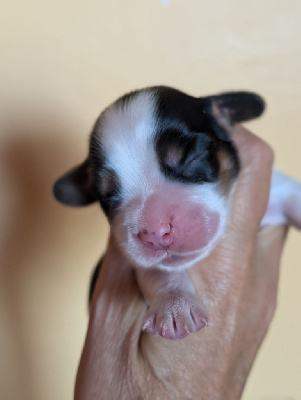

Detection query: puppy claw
xmin=142 ymin=320 xmax=150 ymax=331
xmin=160 ymin=322 xmax=167 ymax=337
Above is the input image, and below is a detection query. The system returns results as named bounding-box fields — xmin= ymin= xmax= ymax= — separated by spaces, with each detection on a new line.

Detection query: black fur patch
xmin=154 ymin=86 xmax=239 ymax=185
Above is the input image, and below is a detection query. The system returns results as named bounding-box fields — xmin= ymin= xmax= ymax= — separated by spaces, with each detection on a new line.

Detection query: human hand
xmin=74 ymin=126 xmax=287 ymax=400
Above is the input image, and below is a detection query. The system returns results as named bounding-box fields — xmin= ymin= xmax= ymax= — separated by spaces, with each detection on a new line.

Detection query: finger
xmin=229 ymin=125 xmax=274 ymax=239
xmin=89 ymin=235 xmax=146 ymax=340
xmin=75 ymin=236 xmax=146 ymax=399
xmin=190 ymin=126 xmax=274 ymax=291
xmin=234 ymin=225 xmax=289 ymax=344
xmin=255 ymin=225 xmax=288 ymax=282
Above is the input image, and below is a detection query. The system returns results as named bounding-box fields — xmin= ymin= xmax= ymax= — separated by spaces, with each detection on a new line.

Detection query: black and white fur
xmin=54 ymin=86 xmax=301 ymax=339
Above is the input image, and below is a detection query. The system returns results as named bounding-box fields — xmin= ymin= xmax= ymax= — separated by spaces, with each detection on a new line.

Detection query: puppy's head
xmin=54 ymin=86 xmax=264 ymax=270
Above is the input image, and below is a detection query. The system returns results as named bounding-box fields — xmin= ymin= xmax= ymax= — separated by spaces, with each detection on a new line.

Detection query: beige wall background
xmin=1 ymin=1 xmax=300 ymax=399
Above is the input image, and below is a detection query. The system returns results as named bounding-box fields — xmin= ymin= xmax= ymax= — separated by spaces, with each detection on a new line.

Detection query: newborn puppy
xmin=54 ymin=86 xmax=301 ymax=339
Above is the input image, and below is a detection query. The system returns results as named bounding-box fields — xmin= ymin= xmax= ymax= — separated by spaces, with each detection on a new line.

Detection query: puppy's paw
xmin=142 ymin=291 xmax=208 ymax=340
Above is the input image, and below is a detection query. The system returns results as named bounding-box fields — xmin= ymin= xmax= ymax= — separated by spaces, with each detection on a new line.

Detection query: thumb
xmin=75 ymin=235 xmax=145 ymax=400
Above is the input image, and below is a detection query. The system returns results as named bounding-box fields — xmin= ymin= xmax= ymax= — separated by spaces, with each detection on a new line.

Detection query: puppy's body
xmin=54 ymin=86 xmax=301 ymax=339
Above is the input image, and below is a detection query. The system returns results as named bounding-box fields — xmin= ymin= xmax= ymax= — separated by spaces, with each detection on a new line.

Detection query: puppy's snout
xmin=138 ymin=223 xmax=174 ymax=250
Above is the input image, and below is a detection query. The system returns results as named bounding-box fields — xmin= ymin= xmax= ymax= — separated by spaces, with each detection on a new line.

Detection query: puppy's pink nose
xmin=138 ymin=223 xmax=174 ymax=250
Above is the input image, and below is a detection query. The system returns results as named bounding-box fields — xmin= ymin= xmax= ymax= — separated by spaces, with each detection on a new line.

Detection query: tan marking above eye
xmin=100 ymin=171 xmax=117 ymax=195
xmin=165 ymin=145 xmax=184 ymax=167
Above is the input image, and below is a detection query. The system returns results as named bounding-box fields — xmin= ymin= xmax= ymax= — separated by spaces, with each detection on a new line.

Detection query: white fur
xmin=99 ymin=91 xmax=161 ymax=203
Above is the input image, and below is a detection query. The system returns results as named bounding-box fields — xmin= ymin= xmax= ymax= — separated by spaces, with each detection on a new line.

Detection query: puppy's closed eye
xmin=156 ymin=129 xmax=219 ymax=184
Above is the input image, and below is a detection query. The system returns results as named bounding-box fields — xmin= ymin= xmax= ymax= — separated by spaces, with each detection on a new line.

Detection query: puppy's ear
xmin=204 ymin=91 xmax=265 ymax=141
xmin=53 ymin=159 xmax=96 ymax=206
xmin=210 ymin=91 xmax=265 ymax=124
